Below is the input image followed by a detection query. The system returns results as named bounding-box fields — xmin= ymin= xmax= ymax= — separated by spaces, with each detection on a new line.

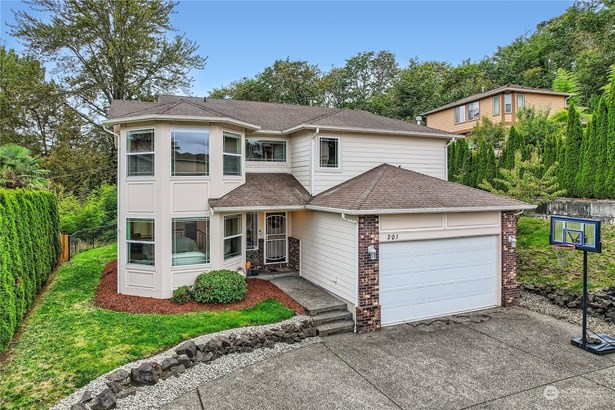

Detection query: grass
xmin=517 ymin=217 xmax=615 ymax=292
xmin=0 ymin=245 xmax=294 ymax=410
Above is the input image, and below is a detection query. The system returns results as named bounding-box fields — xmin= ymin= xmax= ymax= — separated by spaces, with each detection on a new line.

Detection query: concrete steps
xmin=311 ymin=309 xmax=354 ymax=326
xmin=316 ymin=319 xmax=355 ymax=336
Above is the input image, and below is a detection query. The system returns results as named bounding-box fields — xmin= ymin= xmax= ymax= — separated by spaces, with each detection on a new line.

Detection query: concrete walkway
xmin=269 ymin=277 xmax=347 ymax=315
xmin=163 ymin=307 xmax=615 ymax=410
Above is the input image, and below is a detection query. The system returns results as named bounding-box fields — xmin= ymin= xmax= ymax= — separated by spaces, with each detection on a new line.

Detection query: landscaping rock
xmin=176 ymin=354 xmax=193 ymax=368
xmin=80 ymin=390 xmax=94 ymax=403
xmin=202 ymin=351 xmax=214 ymax=362
xmin=89 ymin=388 xmax=117 ymax=410
xmin=71 ymin=403 xmax=88 ymax=410
xmin=131 ymin=363 xmax=159 ymax=386
xmin=105 ymin=369 xmax=130 ymax=385
xmin=105 ymin=381 xmax=121 ymax=394
xmin=175 ymin=340 xmax=198 ymax=358
xmin=161 ymin=357 xmax=179 ymax=371
xmin=116 ymin=387 xmax=137 ymax=399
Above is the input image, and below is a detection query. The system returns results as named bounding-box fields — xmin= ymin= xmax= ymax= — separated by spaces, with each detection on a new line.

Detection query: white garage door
xmin=380 ymin=235 xmax=499 ymax=325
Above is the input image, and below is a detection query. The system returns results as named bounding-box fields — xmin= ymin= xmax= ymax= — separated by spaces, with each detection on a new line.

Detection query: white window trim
xmin=126 ymin=129 xmax=155 ymax=178
xmin=317 ymin=136 xmax=341 ymax=170
xmin=504 ymin=94 xmax=513 ymax=114
xmin=171 ymin=217 xmax=211 ymax=267
xmin=126 ymin=217 xmax=155 ymax=267
xmin=454 ymin=105 xmax=466 ymax=124
xmin=224 ymin=214 xmax=243 ymax=260
xmin=493 ymin=95 xmax=500 ymax=116
xmin=170 ymin=127 xmax=211 ymax=178
xmin=223 ymin=131 xmax=242 ymax=177
xmin=245 ymin=139 xmax=287 ymax=163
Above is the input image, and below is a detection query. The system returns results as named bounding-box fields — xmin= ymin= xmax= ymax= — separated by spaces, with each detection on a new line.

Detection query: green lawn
xmin=517 ymin=217 xmax=615 ymax=292
xmin=0 ymin=245 xmax=294 ymax=410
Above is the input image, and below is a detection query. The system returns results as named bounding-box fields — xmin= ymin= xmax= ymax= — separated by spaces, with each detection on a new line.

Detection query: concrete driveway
xmin=165 ymin=308 xmax=615 ymax=409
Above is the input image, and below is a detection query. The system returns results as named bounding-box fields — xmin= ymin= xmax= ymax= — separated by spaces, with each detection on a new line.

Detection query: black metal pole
xmin=582 ymin=250 xmax=588 ymax=348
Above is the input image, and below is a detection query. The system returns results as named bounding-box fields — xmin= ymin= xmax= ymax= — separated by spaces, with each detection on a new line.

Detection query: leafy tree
xmin=479 ymin=150 xmax=566 ymax=205
xmin=563 ymin=103 xmax=584 ymax=196
xmin=466 ymin=117 xmax=507 ymax=148
xmin=12 ymin=0 xmax=206 ymax=121
xmin=0 ymin=144 xmax=49 ymax=189
xmin=552 ymin=68 xmax=581 ymax=106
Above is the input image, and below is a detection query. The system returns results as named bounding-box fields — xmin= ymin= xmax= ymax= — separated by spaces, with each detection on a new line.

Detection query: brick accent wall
xmin=250 ymin=238 xmax=290 ymax=271
xmin=501 ymin=211 xmax=520 ymax=306
xmin=288 ymin=237 xmax=300 ymax=271
xmin=356 ymin=215 xmax=381 ymax=332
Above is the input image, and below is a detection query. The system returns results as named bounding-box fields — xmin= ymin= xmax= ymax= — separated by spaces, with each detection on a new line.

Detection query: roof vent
xmin=481 ymin=86 xmax=485 ymax=93
xmin=415 ymin=115 xmax=423 ymax=126
xmin=203 ymin=96 xmax=207 ymax=102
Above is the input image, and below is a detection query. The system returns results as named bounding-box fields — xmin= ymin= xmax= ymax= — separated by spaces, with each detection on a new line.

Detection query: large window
xmin=467 ymin=101 xmax=480 ymax=121
xmin=319 ymin=137 xmax=339 ymax=168
xmin=517 ymin=93 xmax=525 ymax=109
xmin=223 ymin=132 xmax=242 ymax=176
xmin=171 ymin=129 xmax=209 ymax=176
xmin=127 ymin=129 xmax=154 ymax=177
xmin=224 ymin=214 xmax=242 ymax=259
xmin=127 ymin=218 xmax=155 ymax=265
xmin=172 ymin=218 xmax=210 ymax=266
xmin=493 ymin=95 xmax=500 ymax=116
xmin=454 ymin=105 xmax=466 ymax=124
xmin=246 ymin=213 xmax=258 ymax=250
xmin=246 ymin=140 xmax=286 ymax=162
xmin=504 ymin=93 xmax=513 ymax=113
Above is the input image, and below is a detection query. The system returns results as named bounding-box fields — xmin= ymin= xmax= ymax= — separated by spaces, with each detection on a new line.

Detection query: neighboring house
xmin=423 ymin=84 xmax=570 ymax=135
xmin=104 ymin=96 xmax=534 ymax=332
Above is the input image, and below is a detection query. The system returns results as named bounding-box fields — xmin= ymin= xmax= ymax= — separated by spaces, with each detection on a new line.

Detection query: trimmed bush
xmin=192 ymin=270 xmax=248 ymax=304
xmin=0 ymin=188 xmax=60 ymax=351
xmin=171 ymin=286 xmax=193 ymax=305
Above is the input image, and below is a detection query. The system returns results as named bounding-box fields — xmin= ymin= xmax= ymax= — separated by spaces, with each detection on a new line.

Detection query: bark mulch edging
xmin=94 ymin=261 xmax=306 ymax=315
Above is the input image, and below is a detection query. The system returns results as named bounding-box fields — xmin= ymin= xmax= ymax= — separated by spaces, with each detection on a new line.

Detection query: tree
xmin=0 ymin=144 xmax=49 ymax=189
xmin=12 ymin=0 xmax=206 ymax=120
xmin=479 ymin=150 xmax=565 ymax=205
xmin=576 ymin=119 xmax=595 ymax=198
xmin=543 ymin=131 xmax=560 ymax=171
xmin=498 ymin=126 xmax=524 ymax=171
xmin=604 ymin=70 xmax=615 ymax=198
xmin=552 ymin=68 xmax=581 ymax=106
xmin=593 ymin=96 xmax=609 ymax=197
xmin=563 ymin=103 xmax=584 ymax=196
xmin=466 ymin=117 xmax=507 ymax=148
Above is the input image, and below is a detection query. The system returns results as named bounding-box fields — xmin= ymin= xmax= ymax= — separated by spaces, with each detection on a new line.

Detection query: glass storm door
xmin=265 ymin=212 xmax=287 ymax=264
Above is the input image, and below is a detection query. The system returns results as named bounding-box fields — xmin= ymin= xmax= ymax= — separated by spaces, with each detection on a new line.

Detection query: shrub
xmin=192 ymin=270 xmax=248 ymax=304
xmin=0 ymin=188 xmax=60 ymax=351
xmin=171 ymin=286 xmax=192 ymax=305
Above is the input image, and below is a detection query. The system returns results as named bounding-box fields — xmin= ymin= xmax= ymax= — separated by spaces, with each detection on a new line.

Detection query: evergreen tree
xmin=604 ymin=74 xmax=615 ymax=198
xmin=474 ymin=138 xmax=489 ymax=187
xmin=498 ymin=126 xmax=523 ymax=171
xmin=456 ymin=139 xmax=471 ymax=184
xmin=563 ymin=104 xmax=583 ymax=197
xmin=576 ymin=120 xmax=595 ymax=198
xmin=543 ymin=132 xmax=559 ymax=171
xmin=593 ymin=96 xmax=609 ymax=198
xmin=486 ymin=140 xmax=497 ymax=185
xmin=448 ymin=140 xmax=457 ymax=180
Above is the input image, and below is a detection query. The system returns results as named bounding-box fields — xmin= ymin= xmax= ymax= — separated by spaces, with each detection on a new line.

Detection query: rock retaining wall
xmin=522 ymin=283 xmax=615 ymax=321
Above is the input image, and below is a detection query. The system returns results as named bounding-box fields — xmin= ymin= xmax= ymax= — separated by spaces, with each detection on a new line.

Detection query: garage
xmin=380 ymin=235 xmax=499 ymax=325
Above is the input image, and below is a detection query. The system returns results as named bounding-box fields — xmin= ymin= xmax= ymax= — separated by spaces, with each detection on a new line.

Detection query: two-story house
xmin=423 ymin=84 xmax=570 ymax=135
xmin=104 ymin=96 xmax=533 ymax=331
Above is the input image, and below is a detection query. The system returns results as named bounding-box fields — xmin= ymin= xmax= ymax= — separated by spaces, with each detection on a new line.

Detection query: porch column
xmin=356 ymin=215 xmax=381 ymax=332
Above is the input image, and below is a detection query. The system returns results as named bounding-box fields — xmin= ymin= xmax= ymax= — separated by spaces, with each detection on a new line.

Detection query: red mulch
xmin=94 ymin=261 xmax=306 ymax=315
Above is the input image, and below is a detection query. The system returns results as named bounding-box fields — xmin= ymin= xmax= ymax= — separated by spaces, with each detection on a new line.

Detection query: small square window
xmin=319 ymin=137 xmax=339 ymax=168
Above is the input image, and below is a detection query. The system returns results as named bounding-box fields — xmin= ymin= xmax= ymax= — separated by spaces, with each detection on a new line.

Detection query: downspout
xmin=309 ymin=127 xmax=320 ymax=196
xmin=341 ymin=213 xmax=359 ymax=310
xmin=445 ymin=136 xmax=458 ymax=181
xmin=103 ymin=125 xmax=122 ymax=295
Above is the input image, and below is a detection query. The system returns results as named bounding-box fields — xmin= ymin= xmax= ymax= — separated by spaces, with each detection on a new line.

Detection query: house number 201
xmin=386 ymin=234 xmax=399 ymax=240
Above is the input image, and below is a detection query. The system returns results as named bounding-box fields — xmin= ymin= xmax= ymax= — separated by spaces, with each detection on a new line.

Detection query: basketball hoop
xmin=551 ymin=244 xmax=576 ymax=268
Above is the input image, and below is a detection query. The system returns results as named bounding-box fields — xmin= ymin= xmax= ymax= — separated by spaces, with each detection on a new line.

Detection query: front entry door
xmin=265 ymin=212 xmax=287 ymax=264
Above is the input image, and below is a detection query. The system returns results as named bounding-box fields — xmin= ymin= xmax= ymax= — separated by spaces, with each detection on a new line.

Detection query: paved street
xmin=164 ymin=308 xmax=615 ymax=409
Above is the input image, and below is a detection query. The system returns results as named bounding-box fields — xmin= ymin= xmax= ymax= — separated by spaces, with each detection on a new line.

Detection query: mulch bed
xmin=94 ymin=261 xmax=306 ymax=315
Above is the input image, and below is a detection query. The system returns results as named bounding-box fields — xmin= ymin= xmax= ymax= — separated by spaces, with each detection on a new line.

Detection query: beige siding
xmin=312 ymin=132 xmax=447 ymax=195
xmin=291 ymin=210 xmax=357 ymax=304
xmin=290 ymin=130 xmax=312 ymax=192
xmin=524 ymin=93 xmax=567 ymax=114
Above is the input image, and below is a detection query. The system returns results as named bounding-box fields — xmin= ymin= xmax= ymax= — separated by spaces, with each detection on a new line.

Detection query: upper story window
xmin=493 ymin=95 xmax=500 ymax=116
xmin=126 ymin=218 xmax=155 ymax=265
xmin=467 ymin=101 xmax=480 ymax=121
xmin=319 ymin=137 xmax=339 ymax=168
xmin=246 ymin=139 xmax=287 ymax=162
xmin=172 ymin=218 xmax=210 ymax=266
xmin=171 ymin=129 xmax=209 ymax=176
xmin=126 ymin=129 xmax=154 ymax=177
xmin=454 ymin=105 xmax=466 ymax=124
xmin=224 ymin=214 xmax=242 ymax=259
xmin=223 ymin=132 xmax=242 ymax=176
xmin=504 ymin=93 xmax=513 ymax=113
xmin=517 ymin=93 xmax=525 ymax=109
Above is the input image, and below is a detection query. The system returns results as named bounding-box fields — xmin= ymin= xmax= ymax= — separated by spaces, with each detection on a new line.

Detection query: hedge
xmin=0 ymin=188 xmax=60 ymax=352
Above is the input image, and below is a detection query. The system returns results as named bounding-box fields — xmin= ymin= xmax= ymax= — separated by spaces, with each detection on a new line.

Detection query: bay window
xmin=223 ymin=132 xmax=242 ymax=176
xmin=127 ymin=218 xmax=155 ymax=265
xmin=493 ymin=95 xmax=500 ymax=116
xmin=224 ymin=214 xmax=242 ymax=259
xmin=172 ymin=218 xmax=210 ymax=266
xmin=127 ymin=129 xmax=154 ymax=177
xmin=517 ymin=93 xmax=525 ymax=109
xmin=171 ymin=129 xmax=209 ymax=176
xmin=504 ymin=94 xmax=513 ymax=113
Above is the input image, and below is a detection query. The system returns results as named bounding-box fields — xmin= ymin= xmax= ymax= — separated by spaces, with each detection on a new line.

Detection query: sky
xmin=0 ymin=0 xmax=574 ymax=95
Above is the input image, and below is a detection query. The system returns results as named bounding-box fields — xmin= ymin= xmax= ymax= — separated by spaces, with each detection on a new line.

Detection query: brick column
xmin=356 ymin=215 xmax=381 ymax=332
xmin=501 ymin=211 xmax=520 ymax=306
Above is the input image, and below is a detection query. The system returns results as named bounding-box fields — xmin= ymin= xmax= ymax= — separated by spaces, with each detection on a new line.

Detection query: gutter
xmin=305 ymin=204 xmax=537 ymax=215
xmin=103 ymin=114 xmax=261 ymax=131
xmin=340 ymin=213 xmax=359 ymax=306
xmin=284 ymin=124 xmax=456 ymax=140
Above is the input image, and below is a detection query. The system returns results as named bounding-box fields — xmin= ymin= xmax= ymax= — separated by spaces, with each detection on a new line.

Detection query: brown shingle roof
xmin=209 ymin=174 xmax=311 ymax=210
xmin=106 ymin=96 xmax=456 ymax=138
xmin=422 ymin=84 xmax=571 ymax=115
xmin=307 ymin=164 xmax=534 ymax=213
